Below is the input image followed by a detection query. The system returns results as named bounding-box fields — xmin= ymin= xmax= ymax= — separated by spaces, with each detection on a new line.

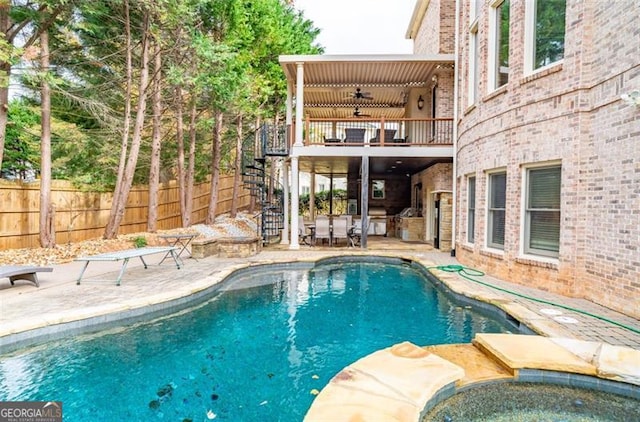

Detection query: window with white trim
xmin=487 ymin=172 xmax=506 ymax=249
xmin=525 ymin=165 xmax=561 ymax=257
xmin=525 ymin=0 xmax=566 ymax=72
xmin=467 ymin=1 xmax=481 ymax=106
xmin=467 ymin=176 xmax=476 ymax=243
xmin=468 ymin=26 xmax=479 ymax=105
xmin=489 ymin=0 xmax=509 ymax=90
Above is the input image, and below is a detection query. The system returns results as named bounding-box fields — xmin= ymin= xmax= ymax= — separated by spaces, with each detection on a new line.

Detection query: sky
xmin=293 ymin=0 xmax=416 ymax=54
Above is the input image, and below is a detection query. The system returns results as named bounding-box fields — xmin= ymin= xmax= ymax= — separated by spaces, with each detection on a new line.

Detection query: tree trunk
xmin=39 ymin=29 xmax=55 ymax=248
xmin=104 ymin=7 xmax=151 ymax=239
xmin=0 ymin=63 xmax=9 ymax=174
xmin=231 ymin=114 xmax=243 ymax=217
xmin=104 ymin=0 xmax=133 ymax=238
xmin=206 ymin=110 xmax=223 ymax=224
xmin=184 ymin=98 xmax=197 ymax=227
xmin=147 ymin=40 xmax=162 ymax=232
xmin=175 ymin=86 xmax=187 ymax=226
xmin=0 ymin=2 xmax=12 ymax=172
xmin=0 ymin=3 xmax=65 ymax=174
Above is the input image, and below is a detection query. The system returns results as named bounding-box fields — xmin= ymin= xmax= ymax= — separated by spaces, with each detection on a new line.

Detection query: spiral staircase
xmin=242 ymin=123 xmax=288 ymax=244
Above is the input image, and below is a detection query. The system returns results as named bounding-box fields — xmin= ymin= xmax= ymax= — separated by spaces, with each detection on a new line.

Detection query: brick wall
xmin=413 ymin=163 xmax=453 ymax=249
xmin=452 ymin=0 xmax=640 ymax=318
xmin=413 ymin=0 xmax=440 ymax=54
xmin=413 ymin=0 xmax=455 ymax=55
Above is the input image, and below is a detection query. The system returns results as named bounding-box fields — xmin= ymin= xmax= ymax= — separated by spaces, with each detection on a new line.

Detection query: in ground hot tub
xmin=422 ymin=379 xmax=640 ymax=422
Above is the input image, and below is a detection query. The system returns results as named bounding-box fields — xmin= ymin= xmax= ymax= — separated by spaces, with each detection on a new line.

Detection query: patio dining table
xmin=304 ymin=222 xmax=360 ymax=247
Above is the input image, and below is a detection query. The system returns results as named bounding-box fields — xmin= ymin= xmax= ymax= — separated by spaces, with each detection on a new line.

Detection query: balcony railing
xmin=297 ymin=118 xmax=453 ymax=147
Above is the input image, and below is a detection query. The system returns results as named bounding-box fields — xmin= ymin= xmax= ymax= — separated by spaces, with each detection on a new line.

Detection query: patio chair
xmin=349 ymin=219 xmax=362 ymax=247
xmin=332 ymin=216 xmax=350 ymax=246
xmin=369 ymin=129 xmax=396 ymax=144
xmin=298 ymin=216 xmax=312 ymax=245
xmin=341 ymin=214 xmax=353 ymax=228
xmin=344 ymin=128 xmax=366 ymax=143
xmin=314 ymin=216 xmax=331 ymax=246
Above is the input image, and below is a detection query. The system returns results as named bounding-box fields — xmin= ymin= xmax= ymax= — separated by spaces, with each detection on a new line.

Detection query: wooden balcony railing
xmin=295 ymin=118 xmax=453 ymax=147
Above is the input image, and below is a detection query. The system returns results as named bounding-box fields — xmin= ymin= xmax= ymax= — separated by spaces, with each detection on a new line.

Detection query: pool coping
xmin=1 ymin=253 xmax=564 ymax=352
xmin=304 ymin=335 xmax=640 ymax=421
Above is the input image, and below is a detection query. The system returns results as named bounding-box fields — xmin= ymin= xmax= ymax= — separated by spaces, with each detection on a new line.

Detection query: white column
xmin=360 ymin=157 xmax=369 ymax=248
xmin=290 ymin=157 xmax=300 ymax=249
xmin=280 ymin=160 xmax=290 ymax=244
xmin=310 ymin=172 xmax=316 ymax=219
xmin=294 ymin=62 xmax=304 ymax=147
xmin=286 ymin=82 xmax=293 ymax=125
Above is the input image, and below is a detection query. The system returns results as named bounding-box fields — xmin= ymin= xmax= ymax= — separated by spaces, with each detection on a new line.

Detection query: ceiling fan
xmin=353 ymin=107 xmax=371 ymax=117
xmin=345 ymin=87 xmax=374 ymax=100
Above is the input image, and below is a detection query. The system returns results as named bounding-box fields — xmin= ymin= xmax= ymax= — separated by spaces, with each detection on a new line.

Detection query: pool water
xmin=0 ymin=261 xmax=510 ymax=421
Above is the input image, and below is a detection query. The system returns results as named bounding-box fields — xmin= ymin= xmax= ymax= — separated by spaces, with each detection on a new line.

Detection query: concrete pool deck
xmin=1 ymin=241 xmax=639 ymax=420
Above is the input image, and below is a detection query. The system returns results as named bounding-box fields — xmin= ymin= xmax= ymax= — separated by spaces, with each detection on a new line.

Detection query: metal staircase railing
xmin=242 ymin=124 xmax=287 ymax=244
xmin=260 ymin=123 xmax=288 ymax=156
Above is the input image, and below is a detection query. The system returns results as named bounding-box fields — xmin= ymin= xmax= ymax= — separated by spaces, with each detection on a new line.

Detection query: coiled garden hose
xmin=429 ymin=264 xmax=640 ymax=335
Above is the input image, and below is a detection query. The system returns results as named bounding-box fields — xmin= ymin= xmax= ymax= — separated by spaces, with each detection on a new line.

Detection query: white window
xmin=525 ymin=0 xmax=566 ymax=72
xmin=467 ymin=176 xmax=476 ymax=243
xmin=525 ymin=165 xmax=561 ymax=257
xmin=468 ymin=26 xmax=479 ymax=105
xmin=488 ymin=0 xmax=509 ymax=90
xmin=487 ymin=172 xmax=506 ymax=249
xmin=467 ymin=0 xmax=481 ymax=106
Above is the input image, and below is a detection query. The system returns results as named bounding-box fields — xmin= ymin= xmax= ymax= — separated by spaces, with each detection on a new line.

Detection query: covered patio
xmin=278 ymin=54 xmax=455 ymax=249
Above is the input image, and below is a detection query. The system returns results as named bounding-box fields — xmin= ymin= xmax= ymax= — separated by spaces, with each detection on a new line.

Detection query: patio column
xmin=360 ymin=157 xmax=369 ymax=248
xmin=329 ymin=175 xmax=334 ymax=215
xmin=286 ymin=81 xmax=293 ymax=147
xmin=310 ymin=172 xmax=316 ymax=219
xmin=280 ymin=159 xmax=290 ymax=245
xmin=294 ymin=62 xmax=304 ymax=147
xmin=290 ymin=156 xmax=300 ymax=249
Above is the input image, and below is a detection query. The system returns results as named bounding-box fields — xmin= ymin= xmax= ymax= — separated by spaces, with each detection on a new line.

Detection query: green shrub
xmin=132 ymin=236 xmax=147 ymax=248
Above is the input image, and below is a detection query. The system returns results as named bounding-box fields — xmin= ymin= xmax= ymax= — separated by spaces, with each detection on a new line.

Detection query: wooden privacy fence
xmin=0 ymin=175 xmax=251 ymax=250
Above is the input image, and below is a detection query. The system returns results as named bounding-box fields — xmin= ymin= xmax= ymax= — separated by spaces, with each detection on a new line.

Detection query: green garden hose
xmin=429 ymin=264 xmax=640 ymax=335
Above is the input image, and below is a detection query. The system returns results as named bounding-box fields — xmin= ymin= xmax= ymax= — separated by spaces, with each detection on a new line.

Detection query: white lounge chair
xmin=1 ymin=265 xmax=53 ymax=287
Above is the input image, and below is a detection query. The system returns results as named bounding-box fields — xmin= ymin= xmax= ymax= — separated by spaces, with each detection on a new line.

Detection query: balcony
xmin=301 ymin=117 xmax=453 ymax=147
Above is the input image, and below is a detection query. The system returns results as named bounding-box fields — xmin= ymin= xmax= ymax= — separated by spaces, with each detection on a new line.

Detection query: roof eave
xmin=405 ymin=0 xmax=431 ymax=40
xmin=279 ymin=53 xmax=453 ymax=64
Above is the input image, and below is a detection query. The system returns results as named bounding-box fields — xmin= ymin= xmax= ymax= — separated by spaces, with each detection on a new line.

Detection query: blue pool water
xmin=0 ymin=260 xmax=510 ymax=421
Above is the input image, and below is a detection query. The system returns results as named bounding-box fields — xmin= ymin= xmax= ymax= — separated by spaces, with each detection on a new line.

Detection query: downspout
xmin=451 ymin=0 xmax=461 ymax=257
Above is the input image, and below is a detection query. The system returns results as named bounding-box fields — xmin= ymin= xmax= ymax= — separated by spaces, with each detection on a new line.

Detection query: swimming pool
xmin=0 ymin=258 xmax=512 ymax=421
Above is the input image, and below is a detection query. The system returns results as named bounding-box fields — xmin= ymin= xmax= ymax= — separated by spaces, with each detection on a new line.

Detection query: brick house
xmin=408 ymin=0 xmax=639 ymax=318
